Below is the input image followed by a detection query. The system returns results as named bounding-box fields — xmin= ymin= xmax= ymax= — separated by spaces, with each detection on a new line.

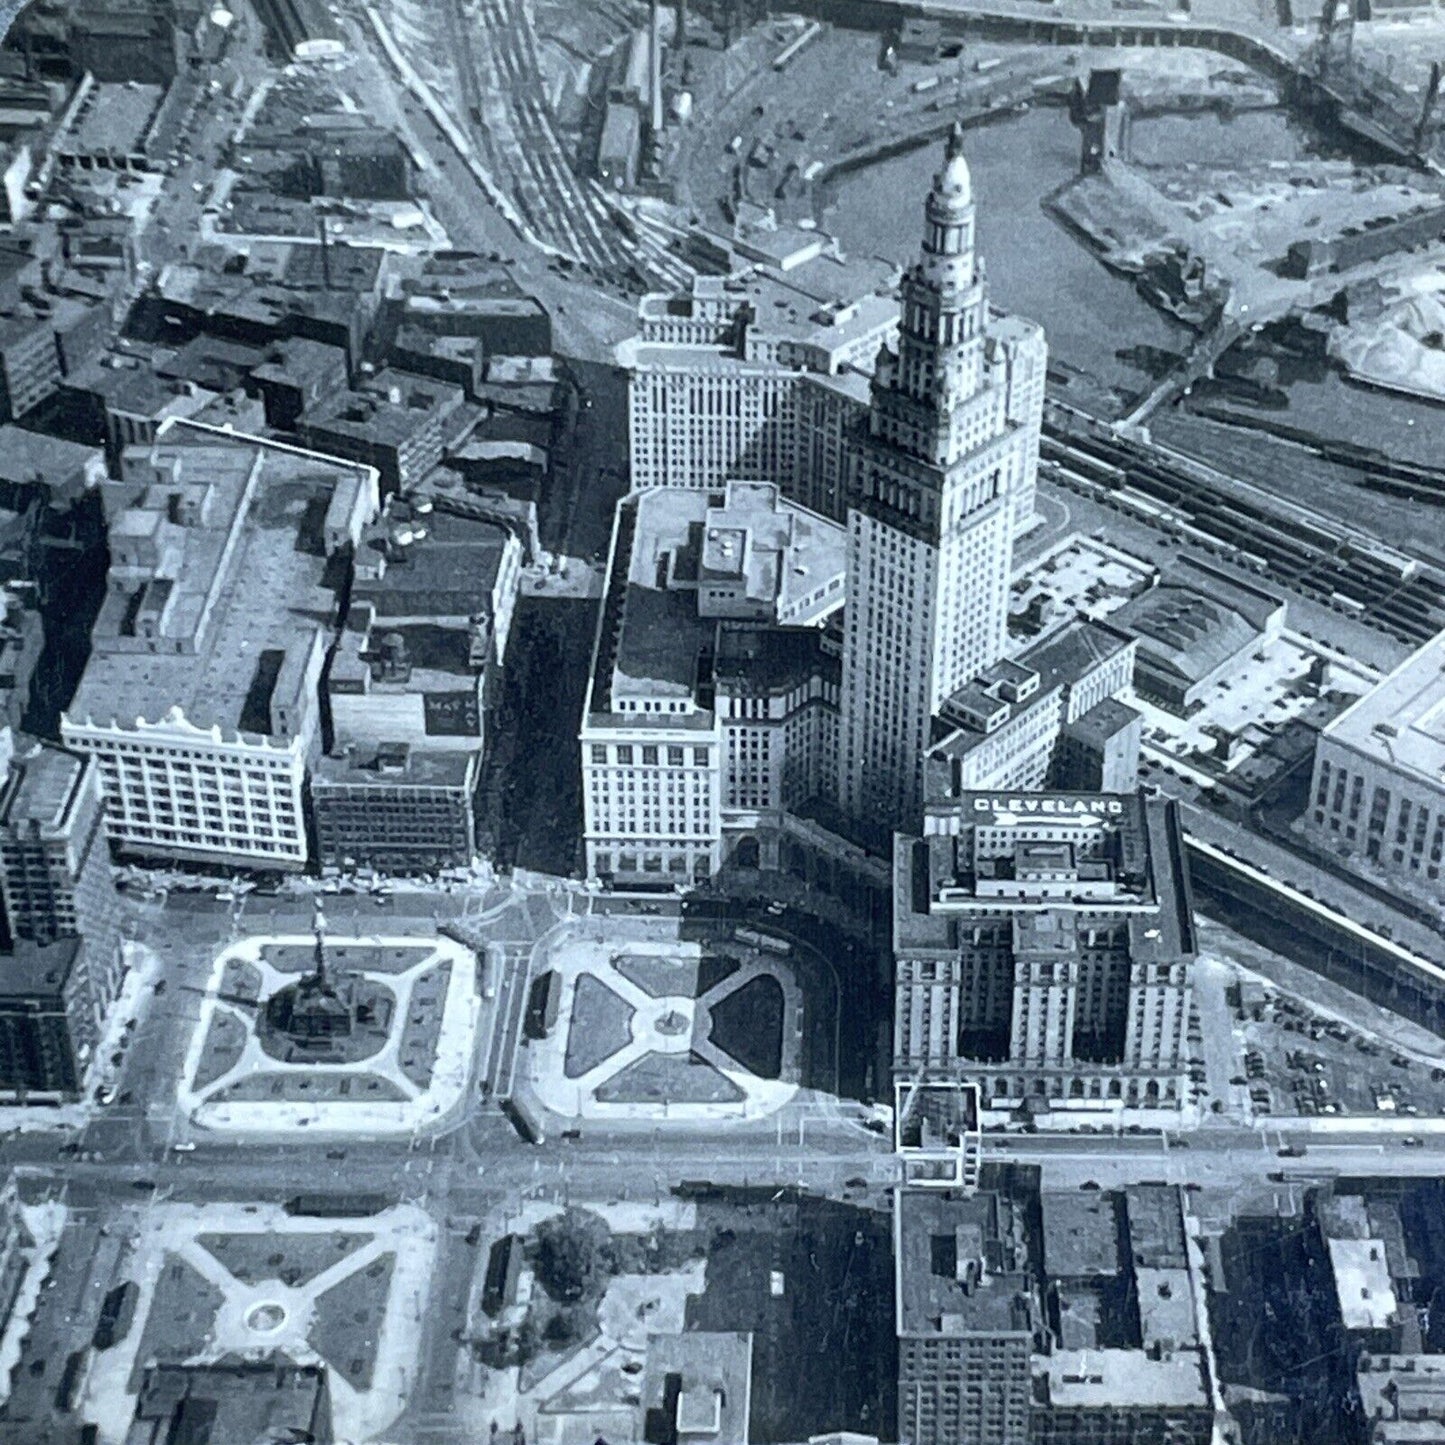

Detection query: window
xmin=591 ymin=745 xmax=606 ymax=765
xmin=617 ymin=746 xmax=633 ymax=765
xmin=642 ymin=746 xmax=658 ymax=766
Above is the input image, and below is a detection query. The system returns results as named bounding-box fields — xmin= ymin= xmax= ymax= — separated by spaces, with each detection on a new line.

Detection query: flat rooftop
xmin=1136 ymin=1266 xmax=1199 ymax=1348
xmin=896 ymin=1188 xmax=1035 ymax=1339
xmin=354 ymin=506 xmax=510 ymax=618
xmin=1036 ymin=1348 xmax=1208 ymax=1409
xmin=1323 ymin=630 xmax=1445 ymax=790
xmin=305 ymin=370 xmax=462 ymax=447
xmin=66 ymin=81 xmax=162 ymax=156
xmin=1124 ymin=1185 xmax=1189 ymax=1270
xmin=0 ymin=427 xmax=100 ymax=491
xmin=66 ymin=424 xmax=370 ymax=741
xmin=0 ymin=937 xmax=82 ymax=998
xmin=312 ymin=747 xmax=476 ymax=789
xmin=1041 ymin=1190 xmax=1120 ymax=1280
xmin=1328 ymin=1237 xmax=1399 ymax=1332
xmin=594 ymin=484 xmax=843 ymax=720
xmin=130 ymin=1362 xmax=330 ymax=1445
xmin=0 ymin=742 xmax=84 ymax=830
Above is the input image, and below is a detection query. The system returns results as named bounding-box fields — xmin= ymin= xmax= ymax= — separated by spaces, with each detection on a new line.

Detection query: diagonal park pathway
xmin=529 ymin=935 xmax=802 ymax=1124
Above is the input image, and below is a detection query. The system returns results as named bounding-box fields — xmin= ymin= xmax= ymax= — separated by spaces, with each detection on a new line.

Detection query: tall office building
xmin=839 ymin=126 xmax=1034 ymax=833
xmin=0 ymin=737 xmax=124 ymax=1096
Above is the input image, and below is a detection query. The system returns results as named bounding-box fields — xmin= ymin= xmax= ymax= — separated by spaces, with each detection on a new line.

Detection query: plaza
xmin=80 ymin=1201 xmax=435 ymax=1445
xmin=524 ymin=919 xmax=811 ymax=1124
xmin=177 ymin=931 xmax=479 ymax=1138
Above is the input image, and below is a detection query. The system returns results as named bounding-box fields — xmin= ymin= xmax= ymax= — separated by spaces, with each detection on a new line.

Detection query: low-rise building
xmin=54 ymin=78 xmax=168 ymax=173
xmin=69 ymin=0 xmax=181 ymax=84
xmin=894 ymin=790 xmax=1196 ymax=1114
xmin=299 ymin=369 xmax=468 ymax=496
xmin=640 ymin=1332 xmax=754 ymax=1445
xmin=1110 ymin=558 xmax=1286 ymax=713
xmin=312 ymin=743 xmax=478 ymax=874
xmin=126 ymin=1360 xmax=334 ymax=1445
xmin=61 ymin=422 xmax=379 ymax=870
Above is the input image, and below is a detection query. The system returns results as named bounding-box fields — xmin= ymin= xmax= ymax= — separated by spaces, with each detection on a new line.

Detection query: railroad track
xmin=1041 ymin=415 xmax=1445 ymax=648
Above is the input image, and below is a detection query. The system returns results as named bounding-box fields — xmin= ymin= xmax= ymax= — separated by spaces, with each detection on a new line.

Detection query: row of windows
xmin=79 ymin=736 xmax=290 ymax=770
xmin=589 ymin=744 xmax=711 ymax=768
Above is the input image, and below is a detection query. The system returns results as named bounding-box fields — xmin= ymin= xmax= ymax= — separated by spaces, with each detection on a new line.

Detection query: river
xmin=819 ymin=104 xmax=1325 ymax=411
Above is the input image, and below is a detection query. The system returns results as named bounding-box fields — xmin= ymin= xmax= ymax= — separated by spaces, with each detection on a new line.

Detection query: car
xmin=131 ymin=1179 xmax=156 ymax=1191
xmin=172 ymin=1142 xmax=196 ymax=1153
xmin=326 ymin=1149 xmax=346 ymax=1161
xmin=94 ymin=1084 xmax=117 ymax=1105
xmin=1277 ymin=1144 xmax=1305 ymax=1157
xmin=844 ymin=1176 xmax=868 ymax=1189
xmin=1403 ymin=1136 xmax=1424 ymax=1147
xmin=153 ymin=979 xmax=167 ymax=996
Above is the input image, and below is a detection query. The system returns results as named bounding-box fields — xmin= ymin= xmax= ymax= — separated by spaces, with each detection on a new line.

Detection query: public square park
xmin=80 ymin=1202 xmax=435 ymax=1444
xmin=523 ymin=916 xmax=839 ymax=1126
xmin=177 ymin=926 xmax=480 ymax=1138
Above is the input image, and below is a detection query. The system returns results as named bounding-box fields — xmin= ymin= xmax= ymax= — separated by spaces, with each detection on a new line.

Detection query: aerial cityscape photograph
xmin=0 ymin=0 xmax=1435 ymax=1440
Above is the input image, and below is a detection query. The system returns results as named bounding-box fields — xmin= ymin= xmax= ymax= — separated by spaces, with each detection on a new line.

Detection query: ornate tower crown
xmin=929 ymin=121 xmax=973 ymax=219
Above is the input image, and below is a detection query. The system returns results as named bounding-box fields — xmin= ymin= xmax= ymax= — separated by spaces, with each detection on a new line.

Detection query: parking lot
xmin=1236 ymin=986 xmax=1445 ymax=1121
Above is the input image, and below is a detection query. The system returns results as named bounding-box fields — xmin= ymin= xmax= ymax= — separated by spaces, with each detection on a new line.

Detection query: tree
xmin=532 ymin=1209 xmax=612 ymax=1303
xmin=544 ymin=1305 xmax=592 ymax=1347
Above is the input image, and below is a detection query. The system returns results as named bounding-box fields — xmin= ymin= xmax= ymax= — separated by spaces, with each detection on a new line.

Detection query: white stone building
xmin=581 ymin=481 xmax=846 ymax=887
xmin=61 ymin=421 xmax=378 ymax=869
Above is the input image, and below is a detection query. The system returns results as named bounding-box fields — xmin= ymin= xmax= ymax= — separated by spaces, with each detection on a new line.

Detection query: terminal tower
xmin=838 ymin=124 xmax=1035 ymax=833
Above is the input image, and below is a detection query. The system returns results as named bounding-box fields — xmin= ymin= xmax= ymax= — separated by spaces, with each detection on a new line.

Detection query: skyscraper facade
xmin=893 ymin=791 xmax=1196 ymax=1115
xmin=839 ymin=126 xmax=1035 ymax=833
